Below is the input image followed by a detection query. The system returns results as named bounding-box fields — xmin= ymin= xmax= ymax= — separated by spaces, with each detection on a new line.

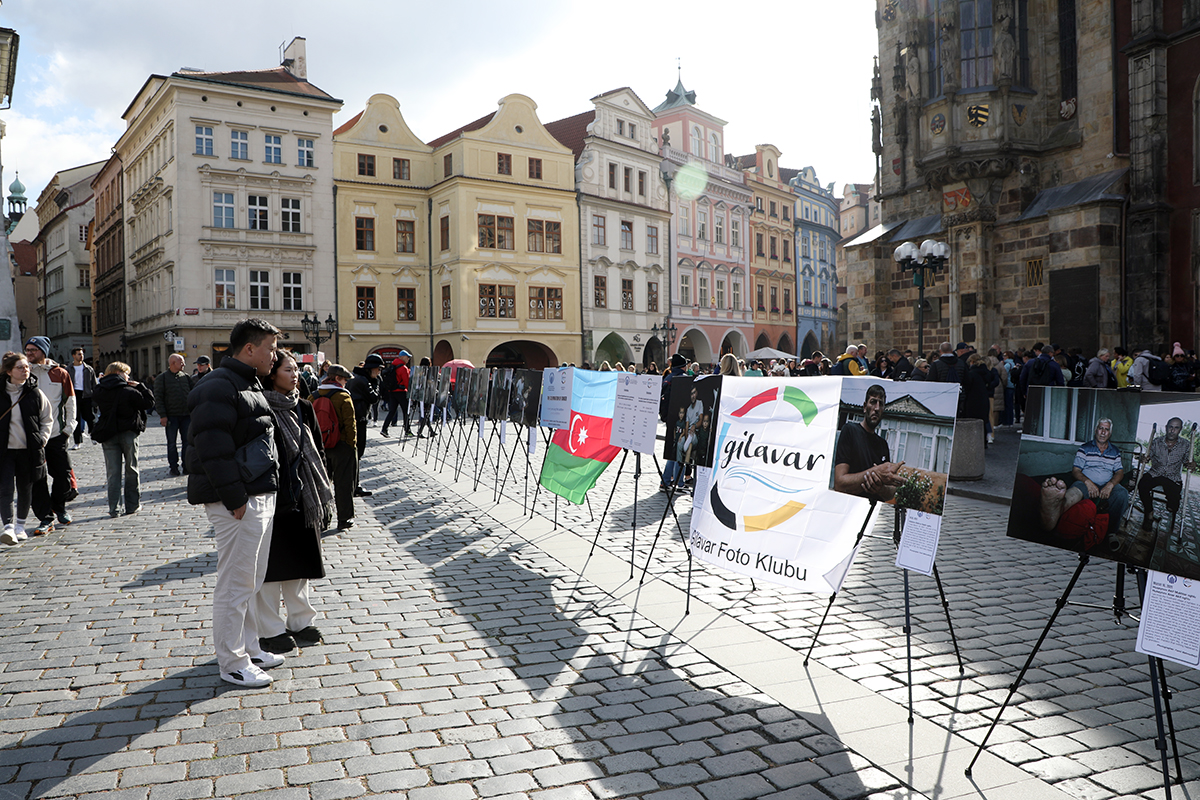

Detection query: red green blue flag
xmin=539 ymin=370 xmax=621 ymax=504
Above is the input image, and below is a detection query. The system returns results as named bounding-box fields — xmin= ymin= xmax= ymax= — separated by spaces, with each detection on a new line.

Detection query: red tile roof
xmin=10 ymin=240 xmax=36 ymax=275
xmin=544 ymin=110 xmax=595 ymax=161
xmin=779 ymin=167 xmax=801 ymax=184
xmin=173 ymin=68 xmax=339 ymax=101
xmin=427 ymin=112 xmax=495 ymax=149
xmin=333 ymin=111 xmax=362 ymax=136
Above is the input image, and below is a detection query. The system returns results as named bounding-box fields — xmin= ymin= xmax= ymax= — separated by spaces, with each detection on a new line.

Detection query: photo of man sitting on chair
xmin=1136 ymin=417 xmax=1193 ymax=534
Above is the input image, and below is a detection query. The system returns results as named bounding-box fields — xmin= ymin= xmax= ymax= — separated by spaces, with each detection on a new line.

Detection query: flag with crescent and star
xmin=538 ymin=370 xmax=622 ymax=504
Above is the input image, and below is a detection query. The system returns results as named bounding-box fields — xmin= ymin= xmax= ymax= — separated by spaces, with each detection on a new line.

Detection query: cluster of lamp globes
xmin=893 ymin=239 xmax=951 ymax=287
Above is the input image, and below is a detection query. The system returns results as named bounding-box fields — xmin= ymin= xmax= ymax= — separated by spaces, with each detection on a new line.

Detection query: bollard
xmin=949 ymin=418 xmax=986 ymax=481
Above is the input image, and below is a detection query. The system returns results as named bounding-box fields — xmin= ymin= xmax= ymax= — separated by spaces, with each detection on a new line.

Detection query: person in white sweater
xmin=0 ymin=352 xmax=52 ymax=545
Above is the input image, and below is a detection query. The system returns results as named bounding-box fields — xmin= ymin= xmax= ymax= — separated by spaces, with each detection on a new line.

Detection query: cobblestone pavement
xmin=393 ymin=420 xmax=1200 ymax=800
xmin=0 ymin=426 xmax=916 ymax=800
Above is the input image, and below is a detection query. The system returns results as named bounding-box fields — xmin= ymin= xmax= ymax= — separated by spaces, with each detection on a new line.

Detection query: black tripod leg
xmin=1156 ymin=657 xmax=1183 ymax=784
xmin=931 ymin=564 xmax=965 ymax=674
xmin=966 ymin=553 xmax=1090 ymax=776
xmin=904 ymin=566 xmax=914 ymax=724
xmin=589 ymin=450 xmax=628 ymax=558
xmin=805 ymin=501 xmax=878 ymax=666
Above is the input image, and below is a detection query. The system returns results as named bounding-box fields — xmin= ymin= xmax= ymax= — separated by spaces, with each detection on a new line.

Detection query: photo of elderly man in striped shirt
xmin=1040 ymin=418 xmax=1128 ymax=530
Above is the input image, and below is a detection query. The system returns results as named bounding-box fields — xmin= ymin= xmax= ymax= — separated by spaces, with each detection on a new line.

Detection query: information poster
xmin=611 ymin=373 xmax=661 ymax=454
xmin=895 ymin=510 xmax=942 ymax=576
xmin=1136 ymin=571 xmax=1200 ymax=669
xmin=540 ymin=367 xmax=573 ymax=430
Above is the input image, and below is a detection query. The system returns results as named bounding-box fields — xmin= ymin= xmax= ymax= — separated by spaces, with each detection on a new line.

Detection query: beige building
xmin=333 ymin=93 xmax=580 ymax=369
xmin=113 ymin=38 xmax=341 ymax=377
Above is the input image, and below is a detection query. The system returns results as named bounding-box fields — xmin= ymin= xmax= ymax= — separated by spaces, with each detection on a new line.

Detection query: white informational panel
xmin=895 ymin=511 xmax=941 ymax=576
xmin=540 ymin=367 xmax=573 ymax=430
xmin=611 ymin=374 xmax=661 ymax=454
xmin=1137 ymin=571 xmax=1200 ymax=669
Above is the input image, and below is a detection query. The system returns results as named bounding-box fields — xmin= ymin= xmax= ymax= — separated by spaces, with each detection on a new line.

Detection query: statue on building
xmin=872 ymin=106 xmax=883 ymax=155
xmin=906 ymin=48 xmax=922 ymax=100
xmin=994 ymin=12 xmax=1015 ymax=83
xmin=940 ymin=4 xmax=960 ymax=93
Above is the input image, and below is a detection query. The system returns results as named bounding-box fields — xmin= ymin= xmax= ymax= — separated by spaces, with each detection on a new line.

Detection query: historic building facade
xmin=789 ymin=166 xmax=841 ymax=356
xmin=652 ymin=79 xmax=753 ymax=365
xmin=34 ymin=160 xmax=103 ymax=361
xmin=736 ymin=145 xmax=797 ymax=355
xmin=845 ymin=0 xmax=1128 ymax=357
xmin=113 ymin=38 xmax=341 ymax=376
xmin=90 ymin=155 xmax=124 ymax=371
xmin=334 ymin=93 xmax=581 ymax=369
xmin=545 ymin=88 xmax=671 ymax=370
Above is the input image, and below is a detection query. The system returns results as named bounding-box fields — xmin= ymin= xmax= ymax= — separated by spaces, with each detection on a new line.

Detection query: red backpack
xmin=312 ymin=394 xmax=341 ymax=449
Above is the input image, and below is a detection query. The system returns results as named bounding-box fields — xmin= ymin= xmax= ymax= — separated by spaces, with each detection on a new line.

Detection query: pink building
xmin=652 ymin=80 xmax=753 ymax=366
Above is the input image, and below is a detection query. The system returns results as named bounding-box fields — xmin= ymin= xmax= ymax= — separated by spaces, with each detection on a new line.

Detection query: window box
xmin=821 ymin=302 xmax=829 ymax=308
xmin=804 ymin=301 xmax=813 ymax=306
xmin=771 ymin=306 xmax=780 ymax=313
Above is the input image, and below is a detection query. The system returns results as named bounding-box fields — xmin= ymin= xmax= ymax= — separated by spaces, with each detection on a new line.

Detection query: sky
xmin=0 ymin=1 xmax=879 ymax=218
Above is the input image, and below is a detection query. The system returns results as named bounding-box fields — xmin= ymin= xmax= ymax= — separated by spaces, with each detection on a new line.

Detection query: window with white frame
xmin=195 ymin=126 xmax=213 ymax=156
xmin=265 ymin=134 xmax=282 ymax=164
xmin=249 ymin=270 xmax=270 ymax=310
xmin=281 ymin=198 xmax=301 ymax=233
xmin=715 ymin=215 xmax=724 ymax=244
xmin=282 ymin=271 xmax=302 ymax=311
xmin=691 ymin=126 xmax=703 ymax=156
xmin=620 ymin=220 xmax=633 ymax=250
xmin=679 ymin=207 xmax=690 ymax=237
xmin=709 ymin=133 xmax=720 ymax=162
xmin=697 ymin=210 xmax=707 ymax=240
xmin=213 ymin=192 xmax=234 ymax=228
xmin=716 ymin=280 xmax=725 ymax=309
xmin=732 ymin=281 xmax=741 ymax=310
xmin=298 ymin=138 xmax=314 ymax=167
xmin=215 ymin=268 xmax=236 ymax=309
xmin=731 ymin=218 xmax=740 ymax=247
xmin=231 ymin=130 xmax=248 ymax=160
xmin=699 ymin=276 xmax=709 ymax=307
xmin=679 ymin=274 xmax=691 ymax=306
xmin=248 ymin=195 xmax=269 ymax=230
xmin=646 ymin=225 xmax=659 ymax=254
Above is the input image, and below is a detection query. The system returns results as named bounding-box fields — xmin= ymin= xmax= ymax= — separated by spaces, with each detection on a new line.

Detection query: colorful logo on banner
xmin=690 ymin=377 xmax=871 ymax=593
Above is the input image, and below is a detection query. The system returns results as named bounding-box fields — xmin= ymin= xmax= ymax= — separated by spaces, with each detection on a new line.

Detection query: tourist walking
xmin=313 ymin=364 xmax=357 ymax=531
xmin=347 ymin=354 xmax=384 ymax=496
xmin=186 ymin=318 xmax=284 ymax=689
xmin=92 ymin=362 xmax=155 ymax=517
xmin=256 ymin=350 xmax=334 ymax=655
xmin=24 ymin=337 xmax=77 ymax=534
xmin=0 ymin=352 xmax=51 ymax=545
xmin=380 ymin=350 xmax=412 ymax=438
xmin=69 ymin=347 xmax=97 ymax=449
xmin=154 ymin=353 xmax=193 ymax=476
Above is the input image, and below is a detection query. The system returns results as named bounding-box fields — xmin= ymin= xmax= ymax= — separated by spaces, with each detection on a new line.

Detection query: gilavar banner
xmin=689 ymin=377 xmax=875 ymax=593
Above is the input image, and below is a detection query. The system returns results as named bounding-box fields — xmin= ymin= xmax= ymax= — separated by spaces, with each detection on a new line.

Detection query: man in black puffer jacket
xmin=185 ymin=318 xmax=283 ymax=689
xmin=346 ymin=354 xmax=383 ymax=497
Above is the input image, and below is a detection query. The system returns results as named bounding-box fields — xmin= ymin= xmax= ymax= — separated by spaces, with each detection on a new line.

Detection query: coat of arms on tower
xmin=1011 ymin=104 xmax=1027 ymax=126
xmin=930 ymin=113 xmax=946 ymax=135
xmin=966 ymin=104 xmax=989 ymax=127
xmin=942 ymin=182 xmax=973 ymax=213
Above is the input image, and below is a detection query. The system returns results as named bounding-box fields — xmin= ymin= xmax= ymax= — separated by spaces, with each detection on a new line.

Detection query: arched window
xmin=691 ymin=126 xmax=703 ymax=156
xmin=710 ymin=133 xmax=721 ymax=162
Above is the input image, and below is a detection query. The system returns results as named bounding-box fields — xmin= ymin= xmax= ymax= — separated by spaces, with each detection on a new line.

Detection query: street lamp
xmin=893 ymin=238 xmax=950 ymax=359
xmin=651 ymin=319 xmax=678 ymax=347
xmin=301 ymin=312 xmax=337 ymax=350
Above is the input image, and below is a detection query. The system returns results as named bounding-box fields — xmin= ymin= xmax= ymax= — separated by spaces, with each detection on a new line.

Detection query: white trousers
xmin=206 ymin=495 xmax=276 ymax=674
xmin=255 ymin=580 xmax=317 ymax=637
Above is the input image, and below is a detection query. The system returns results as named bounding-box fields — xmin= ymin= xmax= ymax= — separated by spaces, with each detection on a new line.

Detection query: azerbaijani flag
xmin=538 ymin=370 xmax=621 ymax=504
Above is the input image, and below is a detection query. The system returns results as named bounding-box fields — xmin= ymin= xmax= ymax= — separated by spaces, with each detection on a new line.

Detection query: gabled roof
xmin=779 ymin=167 xmax=801 ymax=184
xmin=173 ymin=67 xmax=339 ymax=101
xmin=427 ymin=111 xmax=496 ymax=149
xmin=653 ymin=78 xmax=697 ymax=113
xmin=333 ymin=111 xmax=362 ymax=136
xmin=544 ymin=110 xmax=595 ymax=161
xmin=592 ymin=87 xmax=633 ymax=101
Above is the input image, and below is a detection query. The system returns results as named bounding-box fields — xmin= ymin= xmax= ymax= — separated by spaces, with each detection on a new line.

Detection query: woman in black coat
xmin=961 ymin=353 xmax=996 ymax=446
xmin=0 ymin=352 xmax=52 ymax=544
xmin=92 ymin=362 xmax=156 ymax=517
xmin=255 ymin=350 xmax=335 ymax=654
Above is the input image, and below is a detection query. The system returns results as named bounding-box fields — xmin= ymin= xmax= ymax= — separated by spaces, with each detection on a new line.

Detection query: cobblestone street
xmin=0 ymin=425 xmax=1198 ymax=800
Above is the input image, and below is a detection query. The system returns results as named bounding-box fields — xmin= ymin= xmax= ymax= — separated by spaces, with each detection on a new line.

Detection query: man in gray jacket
xmin=154 ymin=354 xmax=193 ymax=476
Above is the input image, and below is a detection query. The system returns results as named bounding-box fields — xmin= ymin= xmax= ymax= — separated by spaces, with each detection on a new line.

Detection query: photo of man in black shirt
xmin=833 ymin=383 xmax=906 ymax=501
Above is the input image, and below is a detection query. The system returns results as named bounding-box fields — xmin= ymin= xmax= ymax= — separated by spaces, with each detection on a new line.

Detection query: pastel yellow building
xmin=333 ymin=93 xmax=580 ymax=369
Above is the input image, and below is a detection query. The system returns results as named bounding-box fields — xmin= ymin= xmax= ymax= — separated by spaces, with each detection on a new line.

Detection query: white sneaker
xmin=220 ymin=665 xmax=273 ymax=688
xmin=1 ymin=525 xmax=15 ymax=546
xmin=250 ymin=651 xmax=285 ymax=669
xmin=69 ymin=442 xmax=81 ymax=451
xmin=14 ymin=525 xmax=27 ymax=541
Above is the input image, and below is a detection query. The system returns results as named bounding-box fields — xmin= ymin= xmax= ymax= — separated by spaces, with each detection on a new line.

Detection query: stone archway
xmin=676 ymin=328 xmax=713 ymax=364
xmin=433 ymin=340 xmax=454 ymax=366
xmin=754 ymin=333 xmax=771 ymax=350
xmin=486 ymin=340 xmax=559 ymax=370
xmin=802 ymin=331 xmax=820 ymax=358
xmin=593 ymin=332 xmax=633 ymax=368
xmin=719 ymin=330 xmax=748 ymax=359
xmin=643 ymin=336 xmax=664 ymax=371
xmin=778 ymin=332 xmax=794 ymax=355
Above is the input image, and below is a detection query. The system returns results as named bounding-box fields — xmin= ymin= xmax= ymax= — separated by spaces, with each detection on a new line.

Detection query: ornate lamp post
xmin=893 ymin=239 xmax=950 ymax=359
xmin=651 ymin=318 xmax=678 ymax=350
xmin=301 ymin=312 xmax=337 ymax=352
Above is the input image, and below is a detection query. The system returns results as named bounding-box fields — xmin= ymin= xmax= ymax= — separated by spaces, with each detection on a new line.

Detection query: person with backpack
xmin=380 ymin=351 xmax=412 ymax=438
xmin=93 ymin=362 xmax=155 ymax=517
xmin=1084 ymin=349 xmax=1118 ymax=389
xmin=1019 ymin=344 xmax=1066 ymax=404
xmin=1129 ymin=348 xmax=1168 ymax=392
xmin=928 ymin=342 xmax=964 ymax=383
xmin=347 ymin=355 xmax=384 ymax=497
xmin=832 ymin=346 xmax=865 ymax=375
xmin=0 ymin=351 xmax=52 ymax=546
xmin=312 ymin=364 xmax=357 ymax=530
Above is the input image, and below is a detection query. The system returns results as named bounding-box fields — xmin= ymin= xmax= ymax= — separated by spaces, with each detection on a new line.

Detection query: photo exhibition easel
xmin=636 ymin=453 xmax=698 ymax=613
xmin=964 ymin=552 xmax=1181 ymax=800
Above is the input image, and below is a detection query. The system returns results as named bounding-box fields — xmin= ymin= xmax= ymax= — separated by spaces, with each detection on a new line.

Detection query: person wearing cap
xmin=153 ymin=353 xmax=194 ymax=477
xmin=380 ymin=351 xmax=412 ymax=438
xmin=192 ymin=355 xmax=213 ymax=382
xmin=23 ymin=336 xmax=77 ymax=534
xmin=314 ymin=364 xmax=357 ymax=529
xmin=347 ymin=355 xmax=384 ymax=497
